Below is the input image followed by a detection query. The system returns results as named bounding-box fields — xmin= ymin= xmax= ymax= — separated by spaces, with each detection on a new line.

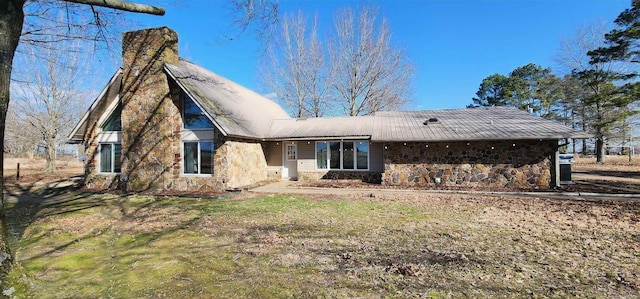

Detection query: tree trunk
xmin=0 ymin=0 xmax=25 ymax=287
xmin=595 ymin=133 xmax=606 ymax=164
xmin=44 ymin=140 xmax=56 ymax=173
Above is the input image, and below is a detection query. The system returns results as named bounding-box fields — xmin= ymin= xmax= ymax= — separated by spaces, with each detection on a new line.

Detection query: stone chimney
xmin=120 ymin=27 xmax=181 ymax=191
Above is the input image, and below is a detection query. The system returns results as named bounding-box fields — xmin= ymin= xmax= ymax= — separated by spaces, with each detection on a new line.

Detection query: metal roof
xmin=267 ymin=116 xmax=374 ymax=139
xmin=371 ymin=107 xmax=592 ymax=142
xmin=69 ymin=61 xmax=590 ymax=144
xmin=164 ymin=59 xmax=291 ymax=138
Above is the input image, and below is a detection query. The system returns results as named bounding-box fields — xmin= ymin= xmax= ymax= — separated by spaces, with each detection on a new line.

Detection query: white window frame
xmin=315 ymin=140 xmax=369 ymax=171
xmin=286 ymin=144 xmax=297 ymax=161
xmin=98 ymin=143 xmax=121 ymax=174
xmin=182 ymin=140 xmax=214 ymax=176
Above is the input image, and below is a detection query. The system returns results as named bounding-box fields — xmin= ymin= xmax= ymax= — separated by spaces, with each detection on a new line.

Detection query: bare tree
xmin=0 ymin=0 xmax=164 ymax=288
xmin=260 ymin=11 xmax=328 ymax=117
xmin=554 ymin=22 xmax=633 ymax=162
xmin=10 ymin=38 xmax=88 ymax=172
xmin=328 ymin=7 xmax=413 ymax=116
xmin=4 ymin=109 xmax=39 ymax=158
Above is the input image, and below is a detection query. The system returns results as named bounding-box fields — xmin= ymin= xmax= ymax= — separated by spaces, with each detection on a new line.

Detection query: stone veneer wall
xmin=383 ymin=140 xmax=557 ymax=188
xmin=120 ymin=27 xmax=181 ymax=192
xmin=298 ymin=171 xmax=382 ymax=183
xmin=84 ymin=122 xmax=121 ymax=189
xmin=214 ymin=138 xmax=269 ymax=189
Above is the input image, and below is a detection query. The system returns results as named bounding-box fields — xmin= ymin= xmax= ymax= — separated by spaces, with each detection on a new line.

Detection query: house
xmin=68 ymin=27 xmax=590 ymax=192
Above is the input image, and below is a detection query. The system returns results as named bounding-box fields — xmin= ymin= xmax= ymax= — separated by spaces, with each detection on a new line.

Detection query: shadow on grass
xmin=3 ymin=175 xmax=209 ymax=264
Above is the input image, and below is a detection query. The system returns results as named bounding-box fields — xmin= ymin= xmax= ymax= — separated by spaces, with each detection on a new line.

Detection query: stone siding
xmin=383 ymin=140 xmax=557 ymax=188
xmin=299 ymin=171 xmax=382 ymax=183
xmin=213 ymin=138 xmax=269 ymax=190
xmin=120 ymin=27 xmax=181 ymax=192
xmin=83 ymin=120 xmax=121 ymax=189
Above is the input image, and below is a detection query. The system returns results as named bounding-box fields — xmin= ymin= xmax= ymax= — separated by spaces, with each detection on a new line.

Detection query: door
xmin=283 ymin=142 xmax=298 ymax=180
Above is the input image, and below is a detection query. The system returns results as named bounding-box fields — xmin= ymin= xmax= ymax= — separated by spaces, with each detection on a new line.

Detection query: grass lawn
xmin=4 ymin=187 xmax=639 ymax=298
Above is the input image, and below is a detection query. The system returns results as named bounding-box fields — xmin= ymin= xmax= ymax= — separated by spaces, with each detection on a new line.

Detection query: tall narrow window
xmin=356 ymin=142 xmax=369 ymax=169
xmin=183 ymin=95 xmax=214 ymax=129
xmin=183 ymin=141 xmax=214 ymax=175
xmin=316 ymin=142 xmax=327 ymax=169
xmin=329 ymin=142 xmax=341 ymax=169
xmin=99 ymin=143 xmax=121 ymax=173
xmin=343 ymin=142 xmax=354 ymax=169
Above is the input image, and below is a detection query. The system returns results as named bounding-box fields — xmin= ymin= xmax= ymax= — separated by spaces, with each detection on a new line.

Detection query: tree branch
xmin=62 ymin=0 xmax=165 ymax=15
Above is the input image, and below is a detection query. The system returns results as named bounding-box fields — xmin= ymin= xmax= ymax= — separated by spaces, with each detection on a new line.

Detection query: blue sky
xmin=131 ymin=0 xmax=629 ymax=111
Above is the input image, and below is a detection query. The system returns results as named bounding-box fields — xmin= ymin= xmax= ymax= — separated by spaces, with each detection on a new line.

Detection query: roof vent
xmin=423 ymin=118 xmax=439 ymax=125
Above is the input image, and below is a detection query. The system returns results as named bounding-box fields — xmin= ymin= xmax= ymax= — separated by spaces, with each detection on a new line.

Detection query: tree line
xmin=469 ymin=3 xmax=640 ymax=163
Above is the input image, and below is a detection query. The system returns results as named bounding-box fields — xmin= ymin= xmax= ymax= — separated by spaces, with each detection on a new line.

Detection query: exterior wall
xmin=265 ymin=141 xmax=283 ymax=181
xmin=170 ymin=128 xmax=225 ymax=191
xmin=383 ymin=140 xmax=558 ymax=188
xmin=84 ymin=123 xmax=121 ymax=189
xmin=369 ymin=143 xmax=384 ymax=172
xmin=217 ymin=138 xmax=269 ymax=189
xmin=296 ymin=141 xmax=384 ymax=183
xmin=84 ymin=27 xmax=271 ymax=192
xmin=120 ymin=27 xmax=181 ymax=191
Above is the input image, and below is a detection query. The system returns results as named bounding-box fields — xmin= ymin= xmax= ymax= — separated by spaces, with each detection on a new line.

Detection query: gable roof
xmin=371 ymin=107 xmax=592 ymax=142
xmin=67 ymin=69 xmax=122 ymax=143
xmin=164 ymin=59 xmax=291 ymax=139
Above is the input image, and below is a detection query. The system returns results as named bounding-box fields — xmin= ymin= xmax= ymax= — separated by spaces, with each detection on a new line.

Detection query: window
xmin=316 ymin=141 xmax=369 ymax=170
xmin=286 ymin=144 xmax=297 ymax=161
xmin=183 ymin=141 xmax=214 ymax=174
xmin=100 ymin=143 xmax=121 ymax=173
xmin=316 ymin=142 xmax=327 ymax=169
xmin=356 ymin=141 xmax=369 ymax=169
xmin=183 ymin=95 xmax=214 ymax=130
xmin=329 ymin=141 xmax=341 ymax=169
xmin=102 ymin=104 xmax=122 ymax=131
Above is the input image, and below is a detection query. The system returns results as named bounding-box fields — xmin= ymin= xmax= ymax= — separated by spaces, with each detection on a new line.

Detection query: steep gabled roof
xmin=67 ymin=69 xmax=122 ymax=143
xmin=371 ymin=106 xmax=592 ymax=142
xmin=164 ymin=59 xmax=291 ymax=139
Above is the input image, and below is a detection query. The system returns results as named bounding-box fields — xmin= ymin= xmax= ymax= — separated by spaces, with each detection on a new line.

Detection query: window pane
xmin=113 ymin=144 xmax=122 ymax=173
xmin=100 ymin=144 xmax=112 ymax=172
xmin=329 ymin=142 xmax=341 ymax=169
xmin=286 ymin=145 xmax=297 ymax=160
xmin=102 ymin=104 xmax=122 ymax=131
xmin=183 ymin=95 xmax=214 ymax=129
xmin=184 ymin=142 xmax=198 ymax=174
xmin=200 ymin=142 xmax=214 ymax=174
xmin=356 ymin=142 xmax=369 ymax=170
xmin=316 ymin=142 xmax=327 ymax=169
xmin=343 ymin=142 xmax=354 ymax=169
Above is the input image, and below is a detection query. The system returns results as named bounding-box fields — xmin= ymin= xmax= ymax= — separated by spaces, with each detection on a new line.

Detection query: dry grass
xmin=573 ymin=155 xmax=640 ymax=173
xmin=4 ymin=187 xmax=639 ymax=298
xmin=3 ymin=157 xmax=83 ymax=185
